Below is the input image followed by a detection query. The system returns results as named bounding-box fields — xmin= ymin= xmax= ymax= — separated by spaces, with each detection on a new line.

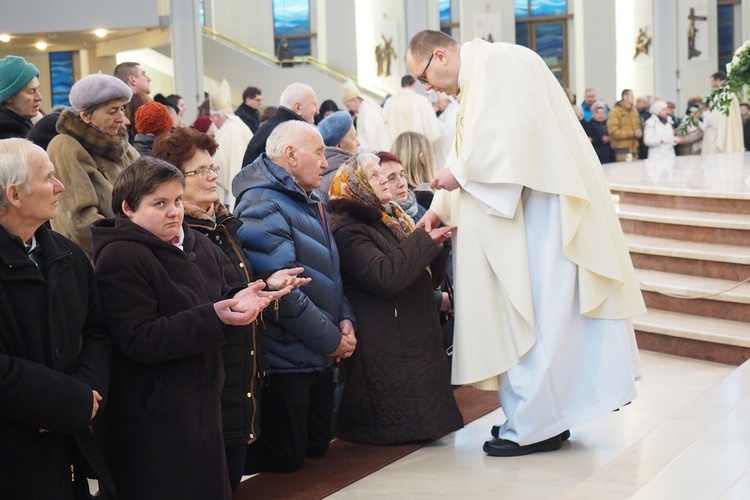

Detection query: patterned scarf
xmin=329 ymin=156 xmax=415 ymax=241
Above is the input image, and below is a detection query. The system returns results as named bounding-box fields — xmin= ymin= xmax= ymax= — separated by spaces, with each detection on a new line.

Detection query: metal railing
xmin=201 ymin=27 xmax=389 ymax=101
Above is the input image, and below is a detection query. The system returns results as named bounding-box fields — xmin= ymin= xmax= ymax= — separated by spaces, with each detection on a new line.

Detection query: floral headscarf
xmin=328 ymin=154 xmax=415 ymax=241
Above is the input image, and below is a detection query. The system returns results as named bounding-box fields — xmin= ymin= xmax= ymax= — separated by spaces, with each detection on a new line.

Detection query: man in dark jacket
xmin=0 ymin=56 xmax=43 ymax=140
xmin=233 ymin=121 xmax=356 ymax=473
xmin=241 ymin=82 xmax=318 ymax=167
xmin=235 ymin=86 xmax=263 ymax=133
xmin=0 ymin=138 xmax=112 ymax=498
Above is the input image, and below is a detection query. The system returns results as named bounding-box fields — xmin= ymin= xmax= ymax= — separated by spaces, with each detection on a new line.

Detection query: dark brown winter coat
xmin=184 ymin=201 xmax=262 ymax=447
xmin=328 ymin=198 xmax=463 ymax=445
xmin=91 ymin=217 xmax=232 ymax=500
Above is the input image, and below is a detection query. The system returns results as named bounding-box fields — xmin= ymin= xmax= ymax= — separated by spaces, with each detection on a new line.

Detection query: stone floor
xmin=326 ymin=351 xmax=748 ymax=499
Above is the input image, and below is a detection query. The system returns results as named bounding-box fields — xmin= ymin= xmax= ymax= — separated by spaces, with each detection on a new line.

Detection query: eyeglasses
xmin=387 ymin=173 xmax=406 ymax=184
xmin=184 ymin=165 xmax=221 ymax=178
xmin=417 ymin=53 xmax=435 ymax=85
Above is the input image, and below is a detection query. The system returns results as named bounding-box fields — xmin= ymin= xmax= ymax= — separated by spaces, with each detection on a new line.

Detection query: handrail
xmin=201 ymin=27 xmax=389 ymax=101
xmin=202 ymin=27 xmax=279 ymax=65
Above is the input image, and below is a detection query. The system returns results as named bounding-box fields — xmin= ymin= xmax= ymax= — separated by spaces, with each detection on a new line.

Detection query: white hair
xmin=356 ymin=152 xmax=380 ymax=173
xmin=279 ymin=83 xmax=315 ymax=109
xmin=266 ymin=121 xmax=321 ymax=162
xmin=0 ymin=138 xmax=35 ymax=212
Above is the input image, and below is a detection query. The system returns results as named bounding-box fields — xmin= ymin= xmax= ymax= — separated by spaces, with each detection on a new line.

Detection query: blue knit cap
xmin=0 ymin=56 xmax=39 ymax=103
xmin=317 ymin=111 xmax=353 ymax=147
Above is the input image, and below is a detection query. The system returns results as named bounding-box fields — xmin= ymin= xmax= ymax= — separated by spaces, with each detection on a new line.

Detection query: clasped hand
xmin=328 ymin=319 xmax=357 ymax=362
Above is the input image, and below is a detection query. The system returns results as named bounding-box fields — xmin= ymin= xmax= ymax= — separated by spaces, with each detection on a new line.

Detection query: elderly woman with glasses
xmin=151 ymin=128 xmax=308 ymax=492
xmin=47 ymin=73 xmax=139 ymax=258
xmin=327 ymin=153 xmax=463 ymax=445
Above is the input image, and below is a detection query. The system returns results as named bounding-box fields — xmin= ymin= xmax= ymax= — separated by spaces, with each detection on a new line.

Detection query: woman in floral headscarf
xmin=327 ymin=153 xmax=463 ymax=445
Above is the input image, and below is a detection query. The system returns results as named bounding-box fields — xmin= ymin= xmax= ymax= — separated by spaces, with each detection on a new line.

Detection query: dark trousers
xmin=225 ymin=443 xmax=246 ymax=492
xmin=245 ymin=369 xmax=335 ymax=473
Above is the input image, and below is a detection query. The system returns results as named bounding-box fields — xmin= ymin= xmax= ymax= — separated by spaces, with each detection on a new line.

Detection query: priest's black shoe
xmin=483 ymin=434 xmax=562 ymax=457
xmin=491 ymin=425 xmax=570 ymax=442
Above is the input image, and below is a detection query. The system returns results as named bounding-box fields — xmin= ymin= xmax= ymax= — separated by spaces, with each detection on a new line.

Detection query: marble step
xmin=636 ymin=268 xmax=750 ymax=322
xmin=634 ymin=309 xmax=750 ymax=365
xmin=611 ymin=189 xmax=750 ymax=215
xmin=625 ymin=233 xmax=750 ymax=281
xmin=566 ymin=358 xmax=750 ymax=499
xmin=617 ymin=203 xmax=750 ymax=246
xmin=609 ymin=186 xmax=750 ymax=215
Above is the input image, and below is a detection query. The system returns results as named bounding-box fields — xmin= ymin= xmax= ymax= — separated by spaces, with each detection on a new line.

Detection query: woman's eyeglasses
xmin=183 ymin=165 xmax=221 ymax=178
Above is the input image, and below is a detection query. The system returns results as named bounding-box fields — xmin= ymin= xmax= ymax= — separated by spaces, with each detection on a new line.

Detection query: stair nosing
xmin=616 ymin=203 xmax=750 ymax=230
xmin=634 ymin=309 xmax=750 ymax=347
xmin=625 ymin=234 xmax=750 ymax=264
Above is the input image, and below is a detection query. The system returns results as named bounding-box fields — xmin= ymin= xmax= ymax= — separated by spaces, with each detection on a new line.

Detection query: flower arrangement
xmin=680 ymin=40 xmax=750 ymax=131
xmin=706 ymin=40 xmax=750 ymax=116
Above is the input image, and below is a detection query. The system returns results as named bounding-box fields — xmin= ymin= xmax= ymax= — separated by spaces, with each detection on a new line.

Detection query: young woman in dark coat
xmin=91 ymin=157 xmax=277 ymax=500
xmin=151 ymin=128 xmax=307 ymax=491
xmin=327 ymin=153 xmax=464 ymax=445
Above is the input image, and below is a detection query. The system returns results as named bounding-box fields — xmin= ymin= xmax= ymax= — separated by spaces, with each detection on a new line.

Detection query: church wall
xmin=0 ymin=0 xmax=160 ymax=34
xmin=355 ymin=0 xmax=406 ymax=98
xmin=458 ymin=0 xmax=515 ymax=44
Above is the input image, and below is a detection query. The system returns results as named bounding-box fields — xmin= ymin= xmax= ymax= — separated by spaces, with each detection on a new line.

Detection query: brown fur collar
xmin=183 ymin=200 xmax=229 ymax=225
xmin=55 ymin=108 xmax=131 ymax=162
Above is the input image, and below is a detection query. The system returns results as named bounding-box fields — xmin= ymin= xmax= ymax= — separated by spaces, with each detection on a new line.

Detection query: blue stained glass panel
xmin=439 ymin=0 xmax=451 ymax=25
xmin=515 ymin=0 xmax=529 ymax=18
xmin=535 ymin=22 xmax=564 ymax=62
xmin=533 ymin=0 xmax=567 ymax=17
xmin=273 ymin=0 xmax=311 ymax=56
xmin=49 ymin=51 xmax=73 ymax=107
xmin=718 ymin=5 xmax=733 ymax=58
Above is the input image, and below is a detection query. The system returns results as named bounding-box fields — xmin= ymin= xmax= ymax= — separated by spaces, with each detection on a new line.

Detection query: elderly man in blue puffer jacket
xmin=232 ymin=121 xmax=357 ymax=474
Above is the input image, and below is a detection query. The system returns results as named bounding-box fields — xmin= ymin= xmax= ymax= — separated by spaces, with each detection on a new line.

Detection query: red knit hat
xmin=192 ymin=115 xmax=212 ymax=133
xmin=135 ymin=102 xmax=172 ymax=136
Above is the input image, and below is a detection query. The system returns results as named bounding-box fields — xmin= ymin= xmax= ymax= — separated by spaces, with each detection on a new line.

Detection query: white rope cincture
xmin=639 ymin=275 xmax=750 ymax=300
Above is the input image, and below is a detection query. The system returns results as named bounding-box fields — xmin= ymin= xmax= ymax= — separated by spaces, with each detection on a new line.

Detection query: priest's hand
xmin=427 ymin=225 xmax=456 ymax=246
xmin=416 ymin=209 xmax=445 ymax=232
xmin=430 ymin=167 xmax=460 ymax=191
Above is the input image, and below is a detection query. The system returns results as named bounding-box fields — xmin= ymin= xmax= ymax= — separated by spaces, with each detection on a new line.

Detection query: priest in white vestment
xmin=433 ymin=92 xmax=459 ymax=170
xmin=406 ymin=30 xmax=646 ymax=457
xmin=341 ymin=79 xmax=392 ymax=153
xmin=209 ymin=80 xmax=253 ymax=209
xmin=702 ymin=71 xmax=743 ymax=155
xmin=383 ymin=75 xmax=442 ymax=144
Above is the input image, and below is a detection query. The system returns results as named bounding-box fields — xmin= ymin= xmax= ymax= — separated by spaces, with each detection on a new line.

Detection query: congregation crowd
xmin=571 ymin=71 xmax=745 ymax=165
xmin=2 ymin=26 xmax=716 ymax=500
xmin=0 ymin=51 xmax=463 ymax=500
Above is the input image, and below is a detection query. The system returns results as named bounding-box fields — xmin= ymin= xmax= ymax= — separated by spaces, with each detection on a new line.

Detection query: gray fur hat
xmin=317 ymin=111 xmax=353 ymax=147
xmin=69 ymin=73 xmax=133 ymax=113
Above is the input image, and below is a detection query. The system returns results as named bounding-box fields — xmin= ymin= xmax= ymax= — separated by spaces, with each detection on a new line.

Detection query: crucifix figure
xmin=376 ymin=35 xmax=397 ymax=77
xmin=634 ymin=27 xmax=652 ymax=59
xmin=688 ymin=7 xmax=707 ymax=60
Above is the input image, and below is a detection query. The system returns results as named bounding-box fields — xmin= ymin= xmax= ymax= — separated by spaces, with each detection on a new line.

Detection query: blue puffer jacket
xmin=232 ymin=155 xmax=354 ymax=374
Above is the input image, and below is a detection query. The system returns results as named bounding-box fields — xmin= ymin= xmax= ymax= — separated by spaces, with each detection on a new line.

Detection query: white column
xmin=572 ymin=0 xmax=618 ymax=106
xmin=318 ymin=0 xmax=358 ymax=75
xmin=653 ymin=0 xmax=678 ymax=102
xmin=170 ymin=0 xmax=203 ymax=125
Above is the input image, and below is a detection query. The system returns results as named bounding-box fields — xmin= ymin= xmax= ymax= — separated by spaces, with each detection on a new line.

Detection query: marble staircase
xmin=604 ymin=155 xmax=750 ymax=365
